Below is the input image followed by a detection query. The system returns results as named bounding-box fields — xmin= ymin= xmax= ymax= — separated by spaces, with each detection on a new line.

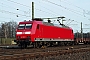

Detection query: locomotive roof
xmin=43 ymin=22 xmax=54 ymax=26
xmin=19 ymin=21 xmax=33 ymax=24
xmin=19 ymin=20 xmax=70 ymax=29
xmin=43 ymin=22 xmax=70 ymax=29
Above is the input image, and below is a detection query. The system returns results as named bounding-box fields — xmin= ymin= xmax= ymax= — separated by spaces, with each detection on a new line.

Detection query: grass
xmin=0 ymin=38 xmax=16 ymax=45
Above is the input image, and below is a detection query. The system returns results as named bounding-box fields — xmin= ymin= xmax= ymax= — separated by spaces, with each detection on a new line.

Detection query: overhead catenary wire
xmin=61 ymin=0 xmax=87 ymax=11
xmin=0 ymin=0 xmax=31 ymax=18
xmin=0 ymin=1 xmax=31 ymax=23
xmin=0 ymin=9 xmax=31 ymax=17
xmin=0 ymin=1 xmax=30 ymax=14
xmin=4 ymin=0 xmax=31 ymax=17
xmin=65 ymin=18 xmax=90 ymax=28
xmin=34 ymin=1 xmax=60 ymax=16
xmin=2 ymin=0 xmax=90 ymax=24
xmin=42 ymin=0 xmax=85 ymax=16
xmin=6 ymin=0 xmax=84 ymax=21
xmin=6 ymin=0 xmax=31 ymax=8
xmin=3 ymin=0 xmax=89 ymax=23
xmin=65 ymin=18 xmax=80 ymax=24
xmin=6 ymin=0 xmax=58 ymax=17
xmin=0 ymin=16 xmax=19 ymax=23
xmin=3 ymin=0 xmax=90 ymax=20
xmin=34 ymin=0 xmax=83 ymax=29
xmin=0 ymin=0 xmax=63 ymax=22
xmin=59 ymin=0 xmax=90 ymax=17
xmin=5 ymin=0 xmax=90 ymax=33
xmin=42 ymin=0 xmax=90 ymax=21
xmin=59 ymin=0 xmax=84 ymax=14
xmin=0 ymin=0 xmax=61 ymax=22
xmin=35 ymin=8 xmax=59 ymax=17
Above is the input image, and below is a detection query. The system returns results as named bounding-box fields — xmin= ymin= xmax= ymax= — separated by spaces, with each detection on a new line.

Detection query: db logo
xmin=22 ymin=32 xmax=25 ymax=34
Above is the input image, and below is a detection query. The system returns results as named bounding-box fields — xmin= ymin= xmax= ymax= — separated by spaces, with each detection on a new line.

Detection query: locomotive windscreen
xmin=18 ymin=24 xmax=32 ymax=29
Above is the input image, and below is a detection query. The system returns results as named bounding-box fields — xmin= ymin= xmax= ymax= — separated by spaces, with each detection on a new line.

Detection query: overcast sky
xmin=0 ymin=0 xmax=90 ymax=33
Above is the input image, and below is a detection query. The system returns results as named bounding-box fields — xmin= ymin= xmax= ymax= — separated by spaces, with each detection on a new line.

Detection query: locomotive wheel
xmin=46 ymin=42 xmax=51 ymax=47
xmin=33 ymin=42 xmax=41 ymax=48
xmin=23 ymin=43 xmax=27 ymax=48
xmin=18 ymin=42 xmax=27 ymax=49
xmin=60 ymin=42 xmax=64 ymax=46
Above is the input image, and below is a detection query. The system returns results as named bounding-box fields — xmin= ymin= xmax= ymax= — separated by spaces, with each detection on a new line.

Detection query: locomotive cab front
xmin=15 ymin=21 xmax=33 ymax=48
xmin=17 ymin=24 xmax=32 ymax=39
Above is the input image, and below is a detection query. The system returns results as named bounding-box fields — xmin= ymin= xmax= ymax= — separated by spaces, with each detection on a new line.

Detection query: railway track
xmin=0 ymin=44 xmax=90 ymax=60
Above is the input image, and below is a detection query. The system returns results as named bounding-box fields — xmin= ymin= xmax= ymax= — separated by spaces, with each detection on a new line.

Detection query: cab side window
xmin=26 ymin=24 xmax=32 ymax=29
xmin=72 ymin=30 xmax=73 ymax=33
xmin=37 ymin=24 xmax=40 ymax=29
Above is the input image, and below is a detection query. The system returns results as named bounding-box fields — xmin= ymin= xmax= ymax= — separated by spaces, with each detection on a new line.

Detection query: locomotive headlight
xmin=17 ymin=32 xmax=22 ymax=34
xmin=25 ymin=32 xmax=31 ymax=34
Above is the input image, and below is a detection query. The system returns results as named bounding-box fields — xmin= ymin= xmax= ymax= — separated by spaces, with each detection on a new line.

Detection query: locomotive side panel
xmin=34 ymin=24 xmax=74 ymax=41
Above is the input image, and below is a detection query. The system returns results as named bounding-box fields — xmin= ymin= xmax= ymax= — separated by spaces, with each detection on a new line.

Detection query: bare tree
xmin=0 ymin=24 xmax=2 ymax=37
xmin=0 ymin=21 xmax=18 ymax=38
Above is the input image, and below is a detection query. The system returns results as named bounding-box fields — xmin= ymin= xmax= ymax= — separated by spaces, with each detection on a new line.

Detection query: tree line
xmin=0 ymin=21 xmax=18 ymax=38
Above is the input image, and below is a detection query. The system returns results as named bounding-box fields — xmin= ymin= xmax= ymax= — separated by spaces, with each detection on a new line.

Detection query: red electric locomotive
xmin=14 ymin=18 xmax=74 ymax=48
